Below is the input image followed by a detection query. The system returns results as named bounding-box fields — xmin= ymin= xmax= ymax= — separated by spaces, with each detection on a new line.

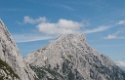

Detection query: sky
xmin=0 ymin=0 xmax=125 ymax=61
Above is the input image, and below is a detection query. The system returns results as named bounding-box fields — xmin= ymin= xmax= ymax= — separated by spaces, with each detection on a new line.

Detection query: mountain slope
xmin=0 ymin=19 xmax=37 ymax=80
xmin=25 ymin=34 xmax=125 ymax=80
xmin=115 ymin=60 xmax=125 ymax=71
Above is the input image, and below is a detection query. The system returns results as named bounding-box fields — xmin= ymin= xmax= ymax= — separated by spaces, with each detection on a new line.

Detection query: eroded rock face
xmin=115 ymin=60 xmax=125 ymax=71
xmin=0 ymin=58 xmax=20 ymax=80
xmin=0 ymin=19 xmax=36 ymax=80
xmin=25 ymin=34 xmax=125 ymax=80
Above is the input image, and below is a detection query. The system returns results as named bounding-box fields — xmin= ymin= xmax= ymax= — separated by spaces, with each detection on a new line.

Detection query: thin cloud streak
xmin=103 ymin=35 xmax=118 ymax=39
xmin=13 ymin=34 xmax=55 ymax=43
xmin=83 ymin=26 xmax=109 ymax=34
xmin=103 ymin=29 xmax=125 ymax=40
xmin=103 ymin=36 xmax=125 ymax=40
xmin=59 ymin=5 xmax=74 ymax=11
xmin=117 ymin=20 xmax=125 ymax=25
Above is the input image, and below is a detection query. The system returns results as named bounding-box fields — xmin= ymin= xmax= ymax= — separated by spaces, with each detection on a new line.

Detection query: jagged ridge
xmin=25 ymin=34 xmax=125 ymax=80
xmin=0 ymin=19 xmax=37 ymax=80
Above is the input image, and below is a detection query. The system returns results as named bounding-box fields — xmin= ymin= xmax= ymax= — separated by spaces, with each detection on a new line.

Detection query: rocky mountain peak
xmin=25 ymin=33 xmax=125 ymax=80
xmin=0 ymin=19 xmax=36 ymax=80
xmin=54 ymin=33 xmax=86 ymax=46
xmin=57 ymin=33 xmax=86 ymax=41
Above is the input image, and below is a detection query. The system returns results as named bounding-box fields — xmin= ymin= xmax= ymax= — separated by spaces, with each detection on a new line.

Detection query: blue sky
xmin=0 ymin=0 xmax=125 ymax=60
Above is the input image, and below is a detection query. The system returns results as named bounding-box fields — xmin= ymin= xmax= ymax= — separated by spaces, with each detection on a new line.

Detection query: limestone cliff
xmin=0 ymin=19 xmax=37 ymax=80
xmin=25 ymin=34 xmax=125 ymax=80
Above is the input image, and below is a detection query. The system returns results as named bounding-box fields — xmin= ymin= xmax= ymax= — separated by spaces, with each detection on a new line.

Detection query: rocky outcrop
xmin=115 ymin=60 xmax=125 ymax=71
xmin=0 ymin=19 xmax=37 ymax=80
xmin=0 ymin=58 xmax=20 ymax=80
xmin=25 ymin=34 xmax=125 ymax=80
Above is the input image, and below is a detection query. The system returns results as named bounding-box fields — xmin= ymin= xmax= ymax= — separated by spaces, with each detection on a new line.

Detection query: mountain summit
xmin=25 ymin=34 xmax=125 ymax=80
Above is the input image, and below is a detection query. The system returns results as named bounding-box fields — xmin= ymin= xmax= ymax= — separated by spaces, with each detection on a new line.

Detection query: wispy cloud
xmin=102 ymin=20 xmax=125 ymax=40
xmin=104 ymin=35 xmax=118 ymax=39
xmin=117 ymin=20 xmax=125 ymax=25
xmin=24 ymin=16 xmax=46 ymax=24
xmin=83 ymin=26 xmax=109 ymax=34
xmin=104 ymin=36 xmax=125 ymax=40
xmin=59 ymin=5 xmax=74 ymax=11
xmin=103 ymin=30 xmax=125 ymax=40
xmin=13 ymin=34 xmax=55 ymax=43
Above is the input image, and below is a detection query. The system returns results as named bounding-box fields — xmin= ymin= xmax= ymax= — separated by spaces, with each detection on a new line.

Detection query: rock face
xmin=0 ymin=19 xmax=36 ymax=80
xmin=115 ymin=60 xmax=125 ymax=71
xmin=25 ymin=34 xmax=125 ymax=80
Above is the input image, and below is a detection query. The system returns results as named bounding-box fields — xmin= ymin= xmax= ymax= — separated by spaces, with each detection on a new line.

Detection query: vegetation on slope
xmin=0 ymin=59 xmax=20 ymax=79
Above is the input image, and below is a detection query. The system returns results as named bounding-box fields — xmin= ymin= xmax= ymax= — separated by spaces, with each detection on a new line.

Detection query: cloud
xmin=59 ymin=5 xmax=74 ymax=11
xmin=104 ymin=35 xmax=125 ymax=40
xmin=24 ymin=16 xmax=46 ymax=24
xmin=83 ymin=26 xmax=109 ymax=34
xmin=13 ymin=16 xmax=84 ymax=43
xmin=37 ymin=18 xmax=84 ymax=35
xmin=103 ymin=30 xmax=125 ymax=40
xmin=115 ymin=60 xmax=125 ymax=68
xmin=104 ymin=35 xmax=117 ymax=39
xmin=22 ymin=16 xmax=111 ymax=35
xmin=18 ymin=16 xmax=112 ymax=42
xmin=117 ymin=20 xmax=125 ymax=25
xmin=13 ymin=34 xmax=54 ymax=43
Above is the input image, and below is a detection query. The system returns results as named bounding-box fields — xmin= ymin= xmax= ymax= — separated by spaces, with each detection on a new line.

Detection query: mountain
xmin=1 ymin=19 xmax=125 ymax=80
xmin=0 ymin=19 xmax=37 ymax=80
xmin=115 ymin=60 xmax=125 ymax=71
xmin=25 ymin=34 xmax=125 ymax=80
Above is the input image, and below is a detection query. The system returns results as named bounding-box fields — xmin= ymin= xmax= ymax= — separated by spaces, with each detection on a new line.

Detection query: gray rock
xmin=0 ymin=19 xmax=37 ymax=80
xmin=115 ymin=60 xmax=125 ymax=71
xmin=25 ymin=33 xmax=125 ymax=80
